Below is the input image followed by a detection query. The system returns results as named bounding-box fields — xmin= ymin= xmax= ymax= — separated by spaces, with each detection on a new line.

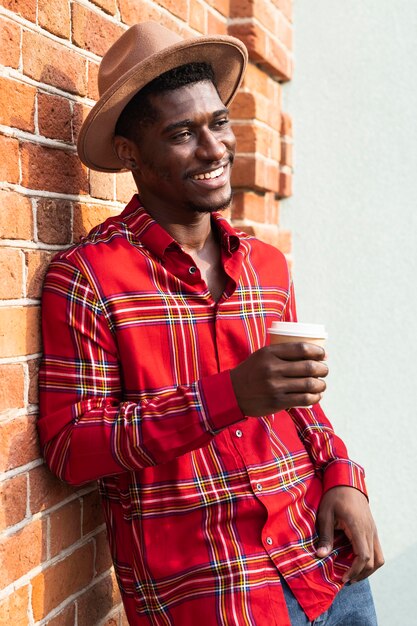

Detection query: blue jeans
xmin=282 ymin=578 xmax=378 ymax=625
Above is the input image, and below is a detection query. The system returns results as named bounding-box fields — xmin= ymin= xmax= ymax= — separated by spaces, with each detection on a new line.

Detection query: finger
xmin=341 ymin=527 xmax=372 ymax=583
xmin=269 ymin=342 xmax=326 ymax=362
xmin=283 ymin=377 xmax=327 ymax=395
xmin=285 ymin=392 xmax=324 ymax=408
xmin=316 ymin=506 xmax=335 ymax=558
xmin=277 ymin=360 xmax=329 ymax=379
xmin=349 ymin=533 xmax=385 ymax=582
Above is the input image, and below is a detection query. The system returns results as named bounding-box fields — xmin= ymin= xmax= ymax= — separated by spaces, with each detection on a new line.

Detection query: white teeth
xmin=192 ymin=166 xmax=224 ymax=181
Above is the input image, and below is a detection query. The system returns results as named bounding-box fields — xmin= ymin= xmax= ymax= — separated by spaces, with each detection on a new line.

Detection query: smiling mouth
xmin=191 ymin=165 xmax=225 ymax=181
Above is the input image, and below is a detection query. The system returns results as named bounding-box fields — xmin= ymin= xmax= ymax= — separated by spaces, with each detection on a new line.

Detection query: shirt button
xmin=266 ymin=537 xmax=273 ymax=546
xmin=256 ymin=483 xmax=263 ymax=492
xmin=189 ymin=266 xmax=197 ymax=274
xmin=235 ymin=429 xmax=243 ymax=438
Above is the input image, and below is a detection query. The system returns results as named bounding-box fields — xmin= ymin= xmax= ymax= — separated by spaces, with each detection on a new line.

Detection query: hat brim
xmin=77 ymin=36 xmax=248 ymax=172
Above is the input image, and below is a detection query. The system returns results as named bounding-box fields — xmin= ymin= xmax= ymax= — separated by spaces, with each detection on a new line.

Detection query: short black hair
xmin=115 ymin=62 xmax=217 ymax=141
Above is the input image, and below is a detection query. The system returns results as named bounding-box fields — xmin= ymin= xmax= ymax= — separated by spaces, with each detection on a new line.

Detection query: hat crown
xmin=98 ymin=22 xmax=183 ymax=96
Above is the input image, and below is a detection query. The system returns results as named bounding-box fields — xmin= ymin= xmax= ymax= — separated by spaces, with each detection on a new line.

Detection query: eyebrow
xmin=162 ymin=108 xmax=229 ymax=135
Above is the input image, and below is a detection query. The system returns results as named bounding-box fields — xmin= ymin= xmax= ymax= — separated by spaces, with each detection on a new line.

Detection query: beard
xmin=185 ymin=190 xmax=233 ymax=214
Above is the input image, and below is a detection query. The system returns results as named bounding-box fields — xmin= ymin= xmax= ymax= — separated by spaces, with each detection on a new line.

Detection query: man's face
xmin=127 ymin=80 xmax=236 ymax=219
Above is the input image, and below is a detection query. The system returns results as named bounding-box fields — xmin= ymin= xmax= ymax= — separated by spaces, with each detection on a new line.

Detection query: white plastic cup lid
xmin=269 ymin=321 xmax=328 ymax=339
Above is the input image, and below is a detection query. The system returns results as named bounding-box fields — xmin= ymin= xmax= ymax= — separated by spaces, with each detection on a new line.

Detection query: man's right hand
xmin=229 ymin=343 xmax=328 ymax=416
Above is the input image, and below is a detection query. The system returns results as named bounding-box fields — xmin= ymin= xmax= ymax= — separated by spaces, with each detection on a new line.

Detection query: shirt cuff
xmin=322 ymin=459 xmax=368 ymax=499
xmin=199 ymin=370 xmax=246 ymax=434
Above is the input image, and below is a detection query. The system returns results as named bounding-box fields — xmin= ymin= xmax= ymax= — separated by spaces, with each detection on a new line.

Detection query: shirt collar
xmin=120 ymin=195 xmax=241 ymax=258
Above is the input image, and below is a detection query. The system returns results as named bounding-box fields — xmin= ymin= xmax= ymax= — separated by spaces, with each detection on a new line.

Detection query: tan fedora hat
xmin=77 ymin=21 xmax=248 ymax=172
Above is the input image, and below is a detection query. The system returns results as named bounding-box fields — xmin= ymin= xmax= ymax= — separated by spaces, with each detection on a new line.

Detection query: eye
xmin=213 ymin=118 xmax=230 ymax=129
xmin=171 ymin=130 xmax=192 ymax=142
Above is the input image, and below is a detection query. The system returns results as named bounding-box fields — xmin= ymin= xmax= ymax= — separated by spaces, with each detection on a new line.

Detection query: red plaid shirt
xmin=39 ymin=195 xmax=367 ymax=625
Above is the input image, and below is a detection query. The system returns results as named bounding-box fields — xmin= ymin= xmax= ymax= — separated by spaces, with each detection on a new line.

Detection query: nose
xmin=195 ymin=129 xmax=226 ymax=162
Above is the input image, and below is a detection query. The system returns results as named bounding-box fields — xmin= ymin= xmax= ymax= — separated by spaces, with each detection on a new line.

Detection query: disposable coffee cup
xmin=268 ymin=322 xmax=328 ymax=348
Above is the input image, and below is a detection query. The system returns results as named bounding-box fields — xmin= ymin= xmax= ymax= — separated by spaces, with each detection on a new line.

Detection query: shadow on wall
xmin=17 ymin=63 xmax=123 ymax=624
xmin=371 ymin=543 xmax=417 ymax=626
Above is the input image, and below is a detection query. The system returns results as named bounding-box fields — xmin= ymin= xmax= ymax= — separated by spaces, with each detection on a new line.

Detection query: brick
xmin=0 ymin=586 xmax=30 ymax=626
xmin=157 ymin=0 xmax=188 ymax=21
xmin=31 ymin=542 xmax=95 ymax=621
xmin=233 ymin=123 xmax=280 ymax=161
xmin=0 ymin=306 xmax=41 ymax=358
xmin=207 ymin=10 xmax=227 ymax=35
xmin=264 ymin=190 xmax=280 ymax=224
xmin=267 ymin=34 xmax=293 ymax=80
xmin=0 ymin=77 xmax=35 ymax=133
xmin=229 ymin=91 xmax=256 ymax=120
xmin=242 ymin=62 xmax=269 ymax=94
xmin=87 ymin=61 xmax=100 ymax=101
xmin=89 ymin=169 xmax=115 ymax=201
xmin=23 ymin=31 xmax=87 ymax=96
xmin=73 ymin=202 xmax=118 ymax=241
xmin=50 ymin=499 xmax=82 ymax=557
xmin=278 ymin=170 xmax=292 ymax=198
xmin=26 ymin=250 xmax=53 ymax=300
xmin=0 ymin=473 xmax=27 ymax=532
xmin=277 ymin=11 xmax=293 ymax=49
xmin=271 ymin=0 xmax=292 ymax=22
xmin=43 ymin=603 xmax=75 ymax=626
xmin=189 ymin=0 xmax=206 ymax=33
xmin=232 ymin=190 xmax=265 ymax=222
xmin=82 ymin=488 xmax=104 ymax=535
xmin=71 ymin=4 xmax=125 ymax=57
xmin=118 ymin=0 xmax=167 ymax=29
xmin=228 ymin=22 xmax=266 ymax=64
xmin=90 ymin=0 xmax=118 ymax=15
xmin=72 ymin=102 xmax=91 ymax=144
xmin=0 ymin=518 xmax=45 ymax=588
xmin=0 ymin=363 xmax=25 ymax=411
xmin=0 ymin=0 xmax=36 ymax=21
xmin=0 ymin=18 xmax=20 ymax=69
xmin=115 ymin=171 xmax=137 ymax=204
xmin=38 ymin=92 xmax=72 ymax=142
xmin=280 ymin=112 xmax=293 ymax=136
xmin=29 ymin=464 xmax=75 ymax=515
xmin=21 ymin=143 xmax=88 ymax=195
xmin=28 ymin=357 xmax=41 ymax=404
xmin=77 ymin=573 xmax=120 ymax=626
xmin=0 ymin=415 xmax=40 ymax=473
xmin=205 ymin=0 xmax=229 ymax=17
xmin=276 ymin=229 xmax=292 ymax=254
xmin=239 ymin=222 xmax=283 ymax=247
xmin=231 ymin=0 xmax=278 ymax=33
xmin=38 ymin=0 xmax=71 ymax=39
xmin=280 ymin=139 xmax=293 ymax=167
xmin=95 ymin=528 xmax=113 ymax=575
xmin=228 ymin=22 xmax=292 ymax=81
xmin=0 ymin=135 xmax=20 ymax=184
xmin=0 ymin=191 xmax=33 ymax=241
xmin=0 ymin=248 xmax=24 ymax=299
xmin=37 ymin=198 xmax=72 ymax=244
xmin=232 ymin=154 xmax=279 ymax=193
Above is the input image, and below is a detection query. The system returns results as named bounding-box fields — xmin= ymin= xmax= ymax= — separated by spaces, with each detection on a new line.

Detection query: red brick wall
xmin=0 ymin=0 xmax=293 ymax=623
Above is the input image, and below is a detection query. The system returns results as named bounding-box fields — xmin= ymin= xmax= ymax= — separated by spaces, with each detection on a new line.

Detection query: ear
xmin=113 ymin=135 xmax=139 ymax=171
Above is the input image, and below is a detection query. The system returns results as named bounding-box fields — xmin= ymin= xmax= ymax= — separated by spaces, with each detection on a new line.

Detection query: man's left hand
xmin=315 ymin=486 xmax=384 ymax=583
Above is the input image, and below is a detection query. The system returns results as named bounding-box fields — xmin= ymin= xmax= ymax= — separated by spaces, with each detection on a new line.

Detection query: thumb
xmin=316 ymin=509 xmax=335 ymax=558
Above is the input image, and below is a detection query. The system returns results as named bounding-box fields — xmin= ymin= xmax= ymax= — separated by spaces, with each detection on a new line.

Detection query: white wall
xmin=282 ymin=2 xmax=417 ymax=624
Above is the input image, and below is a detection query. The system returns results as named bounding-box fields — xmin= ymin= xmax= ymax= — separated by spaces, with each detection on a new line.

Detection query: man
xmin=38 ymin=22 xmax=383 ymax=625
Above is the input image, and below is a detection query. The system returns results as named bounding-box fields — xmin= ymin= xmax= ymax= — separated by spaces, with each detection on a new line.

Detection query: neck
xmin=139 ymin=199 xmax=215 ymax=254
